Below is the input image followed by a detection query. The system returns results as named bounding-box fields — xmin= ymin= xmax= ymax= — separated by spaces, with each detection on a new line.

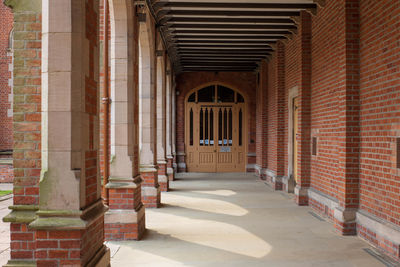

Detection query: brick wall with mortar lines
xmin=0 ymin=3 xmax=13 ymax=152
xmin=359 ymin=0 xmax=400 ymax=227
xmin=175 ymin=72 xmax=257 ymax=172
xmin=0 ymin=164 xmax=13 ymax=182
xmin=309 ymin=0 xmax=343 ymax=200
xmin=35 ymin=216 xmax=104 ymax=266
xmin=297 ymin=11 xmax=312 ymax=191
xmin=266 ymin=43 xmax=286 ymax=182
xmin=85 ymin=0 xmax=100 ymax=207
xmin=99 ymin=0 xmax=111 ymax=185
xmin=262 ymin=0 xmax=399 ymax=260
xmin=8 ymin=5 xmax=42 ymax=263
xmin=256 ymin=61 xmax=268 ymax=171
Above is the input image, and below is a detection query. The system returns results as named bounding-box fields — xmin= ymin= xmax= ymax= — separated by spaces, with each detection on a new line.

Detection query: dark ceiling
xmin=147 ymin=0 xmax=319 ymax=72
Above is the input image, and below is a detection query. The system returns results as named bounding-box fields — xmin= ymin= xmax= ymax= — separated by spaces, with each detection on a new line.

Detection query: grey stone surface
xmin=110 ymin=173 xmax=385 ymax=267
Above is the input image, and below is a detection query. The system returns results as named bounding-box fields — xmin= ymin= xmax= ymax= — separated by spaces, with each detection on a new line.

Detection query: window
xmin=312 ymin=137 xmax=317 ymax=156
xmin=237 ymin=93 xmax=245 ymax=103
xmin=217 ymin=85 xmax=235 ymax=103
xmin=190 ymin=108 xmax=193 ymax=146
xmin=198 ymin=86 xmax=215 ymax=102
xmin=188 ymin=92 xmax=196 ymax=102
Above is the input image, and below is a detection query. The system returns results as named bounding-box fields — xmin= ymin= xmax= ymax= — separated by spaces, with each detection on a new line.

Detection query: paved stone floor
xmin=110 ymin=173 xmax=389 ymax=267
xmin=0 ymin=177 xmax=393 ymax=266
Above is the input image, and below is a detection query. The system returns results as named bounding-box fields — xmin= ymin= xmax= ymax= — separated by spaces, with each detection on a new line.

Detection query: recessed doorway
xmin=185 ymin=84 xmax=247 ymax=172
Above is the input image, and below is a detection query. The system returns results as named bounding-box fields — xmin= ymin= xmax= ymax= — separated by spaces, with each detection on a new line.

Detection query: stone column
xmin=156 ymin=49 xmax=168 ymax=191
xmin=139 ymin=11 xmax=160 ymax=208
xmin=28 ymin=0 xmax=109 ymax=265
xmin=171 ymin=75 xmax=178 ymax=172
xmin=165 ymin=65 xmax=175 ymax=181
xmin=104 ymin=0 xmax=145 ymax=241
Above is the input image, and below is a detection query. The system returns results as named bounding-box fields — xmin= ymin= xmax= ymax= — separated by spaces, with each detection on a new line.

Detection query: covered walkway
xmin=110 ymin=173 xmax=387 ymax=266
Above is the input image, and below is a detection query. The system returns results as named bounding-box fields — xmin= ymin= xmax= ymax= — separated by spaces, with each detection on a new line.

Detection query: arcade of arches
xmin=0 ymin=0 xmax=399 ymax=266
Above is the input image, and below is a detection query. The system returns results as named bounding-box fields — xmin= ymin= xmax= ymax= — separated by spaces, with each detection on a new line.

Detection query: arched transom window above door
xmin=187 ymin=84 xmax=245 ymax=104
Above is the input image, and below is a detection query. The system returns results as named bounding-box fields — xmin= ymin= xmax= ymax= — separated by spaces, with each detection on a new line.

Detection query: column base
xmin=157 ymin=161 xmax=169 ymax=192
xmin=167 ymin=156 xmax=175 ymax=181
xmin=105 ymin=204 xmax=146 ymax=240
xmin=29 ymin=200 xmax=109 ymax=266
xmin=294 ymin=185 xmax=309 ymax=206
xmin=159 ymin=175 xmax=169 ymax=192
xmin=142 ymin=185 xmax=161 ymax=208
xmin=140 ymin=166 xmax=161 ymax=208
xmin=176 ymin=152 xmax=186 ymax=172
xmin=334 ymin=207 xmax=357 ymax=235
xmin=167 ymin=167 xmax=174 ymax=181
xmin=4 ymin=260 xmax=36 ymax=267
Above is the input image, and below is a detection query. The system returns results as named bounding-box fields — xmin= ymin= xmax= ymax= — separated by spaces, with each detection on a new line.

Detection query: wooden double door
xmin=186 ymin=102 xmax=246 ymax=172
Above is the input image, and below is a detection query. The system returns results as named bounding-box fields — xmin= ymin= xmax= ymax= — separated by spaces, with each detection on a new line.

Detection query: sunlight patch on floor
xmin=149 ymin=212 xmax=272 ymax=259
xmin=192 ymin=189 xmax=236 ymax=197
xmin=166 ymin=193 xmax=248 ymax=216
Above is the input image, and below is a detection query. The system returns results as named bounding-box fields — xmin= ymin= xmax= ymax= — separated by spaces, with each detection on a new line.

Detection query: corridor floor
xmin=110 ymin=173 xmax=389 ymax=267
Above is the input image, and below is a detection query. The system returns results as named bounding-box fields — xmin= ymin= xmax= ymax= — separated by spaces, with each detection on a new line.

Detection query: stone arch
xmin=138 ymin=9 xmax=156 ymax=165
xmin=138 ymin=8 xmax=161 ymax=208
xmin=108 ymin=0 xmax=136 ymax=177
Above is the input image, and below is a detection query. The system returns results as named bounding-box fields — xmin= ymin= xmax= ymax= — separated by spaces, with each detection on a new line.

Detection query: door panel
xmin=186 ymin=86 xmax=246 ymax=173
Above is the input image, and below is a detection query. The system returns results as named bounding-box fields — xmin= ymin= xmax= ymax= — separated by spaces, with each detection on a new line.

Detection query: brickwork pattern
xmin=158 ymin=163 xmax=169 ymax=191
xmin=358 ymin=0 xmax=400 ymax=227
xmin=256 ymin=61 xmax=268 ymax=172
xmin=35 ymin=216 xmax=105 ymax=266
xmin=0 ymin=3 xmax=13 ymax=151
xmin=0 ymin=164 xmax=13 ymax=182
xmin=10 ymin=223 xmax=35 ymax=260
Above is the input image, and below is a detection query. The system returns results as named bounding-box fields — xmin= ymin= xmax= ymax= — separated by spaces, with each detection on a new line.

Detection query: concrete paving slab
xmin=110 ymin=173 xmax=387 ymax=267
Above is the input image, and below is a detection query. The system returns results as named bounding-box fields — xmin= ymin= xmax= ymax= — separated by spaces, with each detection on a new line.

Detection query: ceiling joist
xmin=148 ymin=0 xmax=319 ymax=72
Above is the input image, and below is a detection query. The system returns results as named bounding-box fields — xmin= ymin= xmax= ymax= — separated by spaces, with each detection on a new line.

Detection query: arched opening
xmin=185 ymin=83 xmax=247 ymax=173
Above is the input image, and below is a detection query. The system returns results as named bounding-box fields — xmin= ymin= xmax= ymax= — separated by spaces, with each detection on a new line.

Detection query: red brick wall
xmin=175 ymin=72 xmax=257 ymax=171
xmin=261 ymin=0 xmax=399 ymax=258
xmin=256 ymin=61 xmax=268 ymax=170
xmin=0 ymin=3 xmax=13 ymax=151
xmin=309 ymin=0 xmax=344 ymax=200
xmin=359 ymin=0 xmax=400 ymax=226
xmin=99 ymin=0 xmax=111 ymax=184
xmin=0 ymin=164 xmax=13 ymax=182
xmin=266 ymin=43 xmax=286 ymax=178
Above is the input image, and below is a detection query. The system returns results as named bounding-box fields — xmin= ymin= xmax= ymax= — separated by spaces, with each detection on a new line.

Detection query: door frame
xmin=287 ymin=86 xmax=298 ymax=192
xmin=184 ymin=82 xmax=248 ymax=173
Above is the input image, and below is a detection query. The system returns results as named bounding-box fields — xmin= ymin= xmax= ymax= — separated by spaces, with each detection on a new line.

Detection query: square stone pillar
xmin=156 ymin=49 xmax=168 ymax=192
xmin=104 ymin=0 xmax=145 ymax=241
xmin=139 ymin=12 xmax=160 ymax=208
xmin=26 ymin=0 xmax=109 ymax=265
xmin=171 ymin=77 xmax=178 ymax=173
xmin=166 ymin=66 xmax=175 ymax=181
